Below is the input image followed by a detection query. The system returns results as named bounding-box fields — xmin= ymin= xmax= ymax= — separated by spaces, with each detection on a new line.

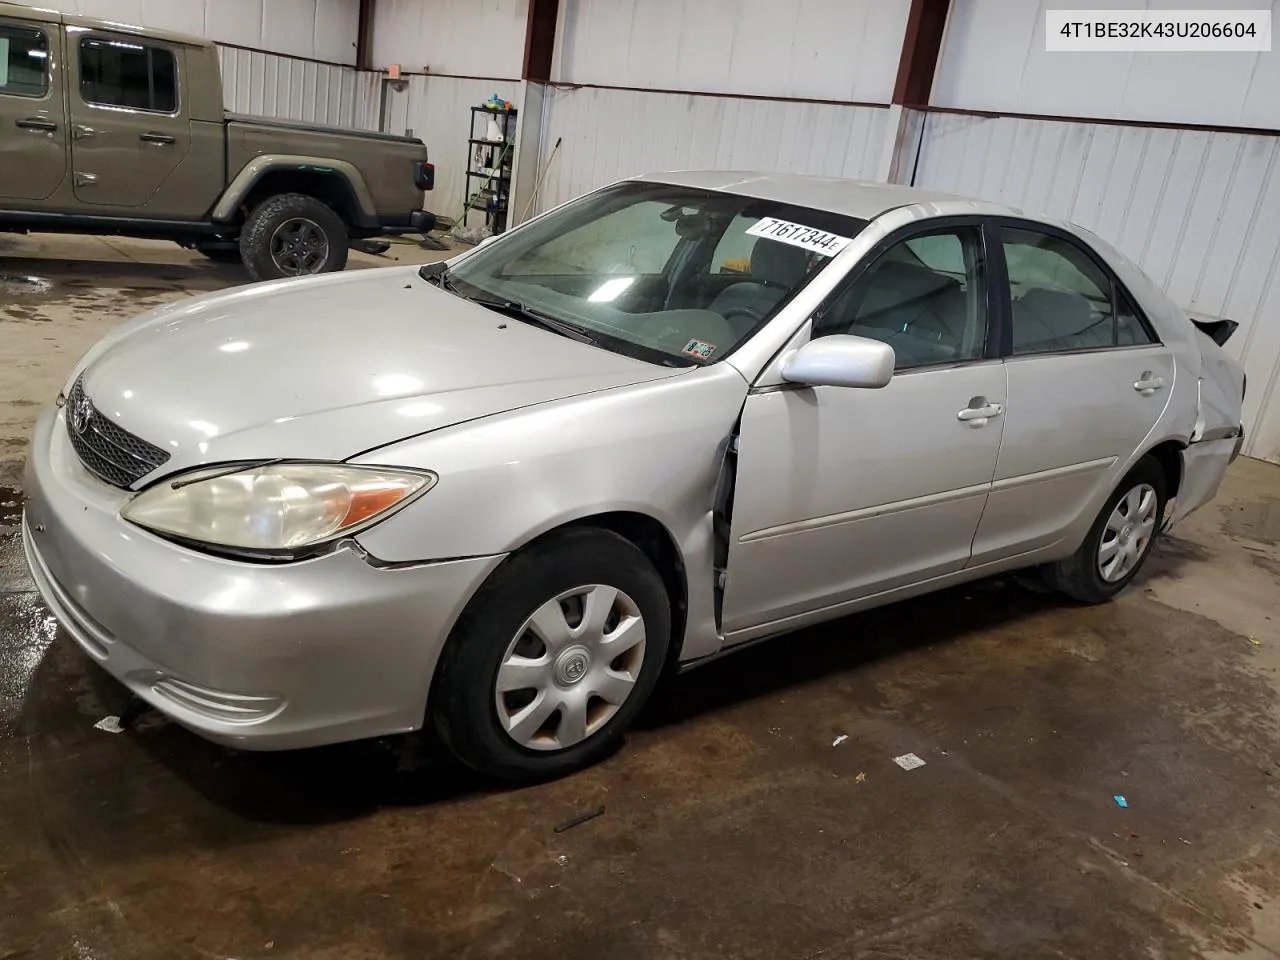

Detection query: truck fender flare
xmin=212 ymin=156 xmax=378 ymax=224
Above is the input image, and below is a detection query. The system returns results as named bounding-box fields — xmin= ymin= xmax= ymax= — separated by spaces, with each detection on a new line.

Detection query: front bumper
xmin=22 ymin=407 xmax=503 ymax=750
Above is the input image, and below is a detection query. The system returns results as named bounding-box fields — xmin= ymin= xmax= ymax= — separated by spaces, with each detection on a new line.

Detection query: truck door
xmin=0 ymin=15 xmax=68 ymax=202
xmin=66 ymin=29 xmax=191 ymax=209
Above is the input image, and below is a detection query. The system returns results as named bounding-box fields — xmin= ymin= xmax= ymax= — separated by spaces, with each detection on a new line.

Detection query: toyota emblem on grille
xmin=70 ymin=394 xmax=93 ymax=435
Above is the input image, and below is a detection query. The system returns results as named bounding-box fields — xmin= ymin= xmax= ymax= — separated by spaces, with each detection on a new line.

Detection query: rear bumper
xmin=23 ymin=406 xmax=503 ymax=750
xmin=378 ymin=210 xmax=436 ymax=235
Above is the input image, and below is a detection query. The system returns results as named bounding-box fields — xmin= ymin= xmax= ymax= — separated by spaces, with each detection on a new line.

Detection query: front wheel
xmin=1044 ymin=456 xmax=1167 ymax=604
xmin=432 ymin=529 xmax=671 ymax=782
xmin=239 ymin=193 xmax=349 ymax=282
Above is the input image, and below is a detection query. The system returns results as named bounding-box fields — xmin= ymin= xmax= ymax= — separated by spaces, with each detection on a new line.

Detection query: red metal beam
xmin=522 ymin=0 xmax=559 ymax=82
xmin=893 ymin=0 xmax=952 ymax=108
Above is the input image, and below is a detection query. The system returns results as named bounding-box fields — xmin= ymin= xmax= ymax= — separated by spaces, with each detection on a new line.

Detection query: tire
xmin=194 ymin=243 xmax=242 ymax=265
xmin=239 ymin=192 xmax=349 ymax=282
xmin=1044 ymin=456 xmax=1167 ymax=604
xmin=432 ymin=528 xmax=671 ymax=783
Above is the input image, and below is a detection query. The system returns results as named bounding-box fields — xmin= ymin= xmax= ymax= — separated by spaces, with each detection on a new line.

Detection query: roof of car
xmin=634 ymin=171 xmax=1021 ymax=222
xmin=0 ymin=2 xmax=212 ymax=48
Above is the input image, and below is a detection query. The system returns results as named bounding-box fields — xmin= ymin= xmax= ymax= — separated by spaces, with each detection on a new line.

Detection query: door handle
xmin=74 ymin=172 xmax=98 ymax=187
xmin=957 ymin=399 xmax=1004 ymax=427
xmin=72 ymin=124 xmax=98 ymax=139
xmin=15 ymin=117 xmax=57 ymax=131
xmin=1133 ymin=371 xmax=1165 ymax=396
xmin=139 ymin=132 xmax=176 ymax=144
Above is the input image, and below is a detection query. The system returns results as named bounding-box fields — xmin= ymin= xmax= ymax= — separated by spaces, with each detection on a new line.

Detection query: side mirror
xmin=781 ymin=335 xmax=894 ymax=389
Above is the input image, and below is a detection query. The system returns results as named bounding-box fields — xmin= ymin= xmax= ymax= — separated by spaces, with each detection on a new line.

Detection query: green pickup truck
xmin=0 ymin=2 xmax=435 ymax=280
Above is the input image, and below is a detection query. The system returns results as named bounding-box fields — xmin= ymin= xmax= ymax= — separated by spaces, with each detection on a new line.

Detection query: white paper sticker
xmin=745 ymin=217 xmax=853 ymax=257
xmin=94 ymin=715 xmax=124 ymax=734
xmin=892 ymin=752 xmax=926 ymax=771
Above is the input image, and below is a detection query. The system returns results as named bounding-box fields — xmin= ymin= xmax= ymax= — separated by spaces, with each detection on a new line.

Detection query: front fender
xmin=351 ymin=365 xmax=750 ymax=662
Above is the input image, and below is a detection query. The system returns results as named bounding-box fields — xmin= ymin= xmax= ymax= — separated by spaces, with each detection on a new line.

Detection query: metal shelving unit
xmin=465 ymin=106 xmax=517 ymax=235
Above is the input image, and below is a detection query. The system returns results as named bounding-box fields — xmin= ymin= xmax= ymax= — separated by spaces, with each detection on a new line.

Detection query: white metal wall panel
xmin=382 ymin=76 xmax=523 ymax=220
xmin=38 ymin=0 xmax=361 ymax=65
xmin=217 ymin=46 xmax=365 ymax=127
xmin=934 ymin=0 xmax=1280 ymax=129
xmin=915 ymin=111 xmax=1280 ymax=462
xmin=371 ymin=0 xmax=527 ymax=78
xmin=535 ymin=86 xmax=891 ymax=213
xmin=553 ymin=0 xmax=910 ymax=104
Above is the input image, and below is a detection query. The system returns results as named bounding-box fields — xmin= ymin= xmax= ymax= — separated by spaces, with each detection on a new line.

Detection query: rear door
xmin=0 ymin=15 xmax=67 ymax=202
xmin=970 ymin=221 xmax=1176 ymax=563
xmin=66 ymin=29 xmax=190 ymax=209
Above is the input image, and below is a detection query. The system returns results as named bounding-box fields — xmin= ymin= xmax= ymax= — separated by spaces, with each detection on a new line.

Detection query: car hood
xmin=76 ymin=267 xmax=682 ymax=481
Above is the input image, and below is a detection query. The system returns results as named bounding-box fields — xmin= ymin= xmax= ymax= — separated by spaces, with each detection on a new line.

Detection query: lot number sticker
xmin=745 ymin=217 xmax=853 ymax=257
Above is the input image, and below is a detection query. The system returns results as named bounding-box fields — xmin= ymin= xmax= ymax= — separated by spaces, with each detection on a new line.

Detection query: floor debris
xmin=893 ymin=753 xmax=926 ymax=771
xmin=1114 ymin=795 xmax=1129 ymax=808
xmin=832 ymin=734 xmax=849 ymax=747
xmin=553 ymin=806 xmax=606 ymax=833
xmin=92 ymin=716 xmax=123 ymax=734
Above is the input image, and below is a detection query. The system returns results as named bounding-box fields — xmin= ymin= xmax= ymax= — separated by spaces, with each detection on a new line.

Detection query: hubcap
xmin=269 ymin=217 xmax=329 ymax=276
xmin=494 ymin=584 xmax=647 ymax=752
xmin=1099 ymin=482 xmax=1158 ymax=582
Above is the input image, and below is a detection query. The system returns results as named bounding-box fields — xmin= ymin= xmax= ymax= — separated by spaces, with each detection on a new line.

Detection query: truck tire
xmin=240 ymin=193 xmax=349 ymax=282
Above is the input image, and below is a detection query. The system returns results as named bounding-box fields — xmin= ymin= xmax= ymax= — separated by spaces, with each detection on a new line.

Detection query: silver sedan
xmin=23 ymin=173 xmax=1245 ymax=781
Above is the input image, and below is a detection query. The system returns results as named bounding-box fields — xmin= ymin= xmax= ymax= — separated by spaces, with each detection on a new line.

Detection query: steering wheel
xmin=719 ymin=304 xmax=768 ymax=331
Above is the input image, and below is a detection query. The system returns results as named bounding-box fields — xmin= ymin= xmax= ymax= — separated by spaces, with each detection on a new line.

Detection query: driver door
xmin=721 ymin=221 xmax=1007 ymax=640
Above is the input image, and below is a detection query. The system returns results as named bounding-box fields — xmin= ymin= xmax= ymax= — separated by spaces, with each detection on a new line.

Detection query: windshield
xmin=439 ymin=181 xmax=868 ymax=367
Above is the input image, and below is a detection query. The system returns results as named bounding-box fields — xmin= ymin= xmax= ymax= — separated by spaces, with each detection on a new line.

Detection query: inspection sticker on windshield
xmin=683 ymin=339 xmax=717 ymax=361
xmin=745 ymin=217 xmax=853 ymax=257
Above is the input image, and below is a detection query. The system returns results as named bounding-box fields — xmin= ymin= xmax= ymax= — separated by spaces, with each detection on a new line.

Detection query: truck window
xmin=79 ymin=37 xmax=177 ymax=113
xmin=0 ymin=23 xmax=49 ymax=98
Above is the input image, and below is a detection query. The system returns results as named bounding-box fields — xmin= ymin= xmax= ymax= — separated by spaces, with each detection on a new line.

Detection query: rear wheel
xmin=240 ymin=193 xmax=349 ymax=282
xmin=1044 ymin=456 xmax=1167 ymax=603
xmin=432 ymin=529 xmax=671 ymax=782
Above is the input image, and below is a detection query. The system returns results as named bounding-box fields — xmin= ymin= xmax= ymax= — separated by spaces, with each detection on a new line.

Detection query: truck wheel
xmin=194 ymin=243 xmax=242 ymax=265
xmin=240 ymin=193 xmax=349 ymax=281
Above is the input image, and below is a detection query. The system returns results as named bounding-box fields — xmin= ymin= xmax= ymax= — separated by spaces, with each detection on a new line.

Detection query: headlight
xmin=121 ymin=462 xmax=435 ymax=557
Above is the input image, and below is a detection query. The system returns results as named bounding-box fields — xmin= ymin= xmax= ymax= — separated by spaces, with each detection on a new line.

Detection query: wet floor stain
xmin=1223 ymin=498 xmax=1280 ymax=545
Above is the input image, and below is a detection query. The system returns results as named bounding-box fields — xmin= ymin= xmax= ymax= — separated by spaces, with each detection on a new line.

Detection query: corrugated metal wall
xmin=553 ymin=0 xmax=910 ymax=104
xmin=914 ymin=111 xmax=1280 ymax=462
xmin=34 ymin=0 xmax=361 ymax=64
xmin=372 ymin=0 xmax=527 ymax=77
xmin=934 ymin=0 xmax=1280 ymax=129
xmin=217 ymin=46 xmax=373 ymax=127
xmin=382 ymin=76 xmax=524 ymax=221
xmin=534 ymin=86 xmax=891 ymax=213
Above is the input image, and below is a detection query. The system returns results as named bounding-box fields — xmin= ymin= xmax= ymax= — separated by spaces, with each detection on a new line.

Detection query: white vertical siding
xmin=383 ymin=76 xmax=523 ymax=220
xmin=535 ymin=86 xmax=891 ymax=213
xmin=933 ymin=0 xmax=1280 ymax=129
xmin=217 ymin=46 xmax=367 ymax=127
xmin=371 ymin=0 xmax=528 ymax=78
xmin=36 ymin=0 xmax=361 ymax=64
xmin=915 ymin=111 xmax=1280 ymax=462
xmin=553 ymin=0 xmax=910 ymax=104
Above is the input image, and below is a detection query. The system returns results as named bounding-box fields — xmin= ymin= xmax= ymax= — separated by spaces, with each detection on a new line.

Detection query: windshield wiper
xmin=467 ymin=296 xmax=598 ymax=345
xmin=418 ymin=261 xmax=596 ymax=345
xmin=418 ymin=261 xmax=459 ymax=291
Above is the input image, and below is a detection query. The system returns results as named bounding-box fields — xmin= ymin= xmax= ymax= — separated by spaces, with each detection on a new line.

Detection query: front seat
xmin=709 ymin=240 xmax=812 ymax=337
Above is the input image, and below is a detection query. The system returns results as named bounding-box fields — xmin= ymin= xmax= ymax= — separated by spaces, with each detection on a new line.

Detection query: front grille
xmin=65 ymin=377 xmax=170 ymax=488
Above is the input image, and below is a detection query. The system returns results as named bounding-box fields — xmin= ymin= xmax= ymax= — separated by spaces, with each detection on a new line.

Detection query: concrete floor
xmin=2 ymin=235 xmax=1280 ymax=960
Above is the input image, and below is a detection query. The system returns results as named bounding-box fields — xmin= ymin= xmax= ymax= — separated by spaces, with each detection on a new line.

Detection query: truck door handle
xmin=1134 ymin=372 xmax=1165 ymax=395
xmin=74 ymin=172 xmax=98 ymax=187
xmin=16 ymin=117 xmax=57 ymax=131
xmin=957 ymin=399 xmax=1004 ymax=427
xmin=72 ymin=124 xmax=97 ymax=139
xmin=139 ymin=132 xmax=176 ymax=144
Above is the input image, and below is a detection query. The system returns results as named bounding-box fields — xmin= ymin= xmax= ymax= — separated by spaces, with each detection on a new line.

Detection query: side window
xmin=80 ymin=37 xmax=177 ymax=113
xmin=812 ymin=227 xmax=988 ymax=370
xmin=1003 ymin=227 xmax=1153 ymax=353
xmin=0 ymin=23 xmax=49 ymax=98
